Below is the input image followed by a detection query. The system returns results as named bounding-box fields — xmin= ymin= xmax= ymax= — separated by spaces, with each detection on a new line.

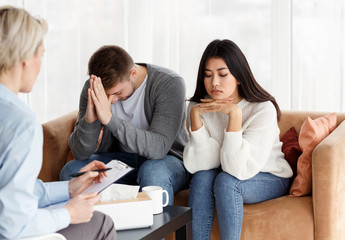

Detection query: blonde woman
xmin=0 ymin=6 xmax=116 ymax=239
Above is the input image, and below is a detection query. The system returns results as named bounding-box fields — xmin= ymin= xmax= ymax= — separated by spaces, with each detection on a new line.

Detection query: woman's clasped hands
xmin=190 ymin=97 xmax=242 ymax=132
xmin=196 ymin=97 xmax=239 ymax=114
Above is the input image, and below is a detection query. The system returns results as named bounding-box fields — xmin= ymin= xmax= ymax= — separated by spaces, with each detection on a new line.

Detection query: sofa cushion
xmin=280 ymin=127 xmax=301 ymax=184
xmin=289 ymin=113 xmax=337 ymax=196
xmin=241 ymin=196 xmax=314 ymax=240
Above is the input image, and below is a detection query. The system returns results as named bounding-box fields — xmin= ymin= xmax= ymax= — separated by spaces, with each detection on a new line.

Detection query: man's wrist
xmin=85 ymin=114 xmax=97 ymax=123
xmin=102 ymin=113 xmax=112 ymax=126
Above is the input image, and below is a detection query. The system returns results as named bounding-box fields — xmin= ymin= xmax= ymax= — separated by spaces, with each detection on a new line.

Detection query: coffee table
xmin=117 ymin=205 xmax=192 ymax=240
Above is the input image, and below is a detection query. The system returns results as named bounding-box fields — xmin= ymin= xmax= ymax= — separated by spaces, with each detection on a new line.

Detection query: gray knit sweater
xmin=69 ymin=63 xmax=189 ymax=160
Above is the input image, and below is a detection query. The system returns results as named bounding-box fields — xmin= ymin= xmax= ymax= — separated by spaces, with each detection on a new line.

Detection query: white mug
xmin=142 ymin=186 xmax=169 ymax=214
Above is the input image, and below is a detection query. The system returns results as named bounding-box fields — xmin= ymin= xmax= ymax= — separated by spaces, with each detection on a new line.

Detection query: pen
xmin=70 ymin=168 xmax=112 ymax=178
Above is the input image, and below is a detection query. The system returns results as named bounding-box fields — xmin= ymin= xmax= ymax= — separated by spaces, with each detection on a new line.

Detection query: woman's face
xmin=203 ymin=57 xmax=240 ymax=101
xmin=20 ymin=43 xmax=45 ymax=93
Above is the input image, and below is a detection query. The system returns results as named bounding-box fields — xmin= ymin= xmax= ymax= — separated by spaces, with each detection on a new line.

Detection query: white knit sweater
xmin=183 ymin=99 xmax=293 ymax=180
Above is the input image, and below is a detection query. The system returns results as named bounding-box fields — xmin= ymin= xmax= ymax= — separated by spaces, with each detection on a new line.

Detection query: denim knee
xmin=138 ymin=160 xmax=170 ymax=186
xmin=214 ymin=171 xmax=240 ymax=194
xmin=59 ymin=153 xmax=113 ymax=181
xmin=59 ymin=160 xmax=86 ymax=181
xmin=189 ymin=169 xmax=219 ymax=195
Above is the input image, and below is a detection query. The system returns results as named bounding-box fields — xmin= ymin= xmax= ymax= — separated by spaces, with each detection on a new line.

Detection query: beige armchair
xmin=40 ymin=110 xmax=345 ymax=240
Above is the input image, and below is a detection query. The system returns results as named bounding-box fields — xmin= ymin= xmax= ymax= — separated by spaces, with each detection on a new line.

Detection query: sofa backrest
xmin=279 ymin=110 xmax=345 ymax=138
xmin=40 ymin=111 xmax=78 ymax=181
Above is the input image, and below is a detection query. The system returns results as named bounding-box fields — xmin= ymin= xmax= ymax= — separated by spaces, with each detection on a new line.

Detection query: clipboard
xmin=82 ymin=159 xmax=134 ymax=194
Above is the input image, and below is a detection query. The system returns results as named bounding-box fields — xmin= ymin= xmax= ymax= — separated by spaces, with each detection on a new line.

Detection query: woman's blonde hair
xmin=0 ymin=6 xmax=48 ymax=74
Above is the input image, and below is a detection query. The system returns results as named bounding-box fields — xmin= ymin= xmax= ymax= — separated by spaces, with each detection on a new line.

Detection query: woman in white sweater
xmin=183 ymin=39 xmax=292 ymax=240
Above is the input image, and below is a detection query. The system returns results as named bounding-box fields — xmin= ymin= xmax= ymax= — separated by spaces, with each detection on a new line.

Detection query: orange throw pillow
xmin=289 ymin=113 xmax=337 ymax=196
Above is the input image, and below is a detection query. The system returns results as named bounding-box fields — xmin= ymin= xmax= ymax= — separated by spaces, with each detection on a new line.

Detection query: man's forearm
xmin=69 ymin=118 xmax=102 ymax=159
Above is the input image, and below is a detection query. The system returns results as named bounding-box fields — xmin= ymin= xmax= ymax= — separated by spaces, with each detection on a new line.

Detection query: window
xmin=1 ymin=0 xmax=344 ymax=122
xmin=292 ymin=0 xmax=345 ymax=111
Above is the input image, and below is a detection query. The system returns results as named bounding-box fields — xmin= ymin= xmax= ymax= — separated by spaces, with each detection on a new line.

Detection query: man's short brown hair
xmin=88 ymin=45 xmax=134 ymax=89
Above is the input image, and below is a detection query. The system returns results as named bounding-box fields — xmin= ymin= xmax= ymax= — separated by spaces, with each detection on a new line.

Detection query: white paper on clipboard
xmin=82 ymin=160 xmax=134 ymax=194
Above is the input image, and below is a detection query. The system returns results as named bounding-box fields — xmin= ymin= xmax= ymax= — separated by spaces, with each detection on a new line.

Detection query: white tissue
xmin=99 ymin=183 xmax=140 ymax=202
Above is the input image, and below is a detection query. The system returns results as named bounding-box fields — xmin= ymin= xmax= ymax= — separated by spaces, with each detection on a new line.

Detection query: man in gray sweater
xmin=60 ymin=45 xmax=190 ymax=204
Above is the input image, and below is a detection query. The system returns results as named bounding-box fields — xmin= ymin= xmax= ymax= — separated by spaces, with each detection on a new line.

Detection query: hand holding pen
xmin=68 ymin=160 xmax=109 ymax=198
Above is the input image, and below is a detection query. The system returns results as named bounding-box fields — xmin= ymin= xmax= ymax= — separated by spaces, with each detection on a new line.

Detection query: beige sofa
xmin=39 ymin=110 xmax=345 ymax=240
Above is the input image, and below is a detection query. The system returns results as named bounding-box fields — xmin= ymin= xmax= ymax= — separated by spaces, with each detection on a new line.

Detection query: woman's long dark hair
xmin=190 ymin=39 xmax=281 ymax=120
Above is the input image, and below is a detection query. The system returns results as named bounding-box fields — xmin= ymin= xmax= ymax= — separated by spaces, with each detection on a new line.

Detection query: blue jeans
xmin=60 ymin=152 xmax=190 ymax=205
xmin=188 ymin=169 xmax=290 ymax=240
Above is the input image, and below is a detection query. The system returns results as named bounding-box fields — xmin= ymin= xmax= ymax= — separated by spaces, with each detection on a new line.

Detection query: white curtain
xmin=0 ymin=0 xmax=344 ymax=122
xmin=292 ymin=0 xmax=345 ymax=111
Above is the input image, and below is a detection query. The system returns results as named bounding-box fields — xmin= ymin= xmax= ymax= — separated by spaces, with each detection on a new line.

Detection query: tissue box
xmin=94 ymin=192 xmax=153 ymax=230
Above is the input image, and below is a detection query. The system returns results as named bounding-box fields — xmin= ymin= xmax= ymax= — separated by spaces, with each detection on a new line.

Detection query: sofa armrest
xmin=38 ymin=111 xmax=78 ymax=182
xmin=312 ymin=120 xmax=345 ymax=240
